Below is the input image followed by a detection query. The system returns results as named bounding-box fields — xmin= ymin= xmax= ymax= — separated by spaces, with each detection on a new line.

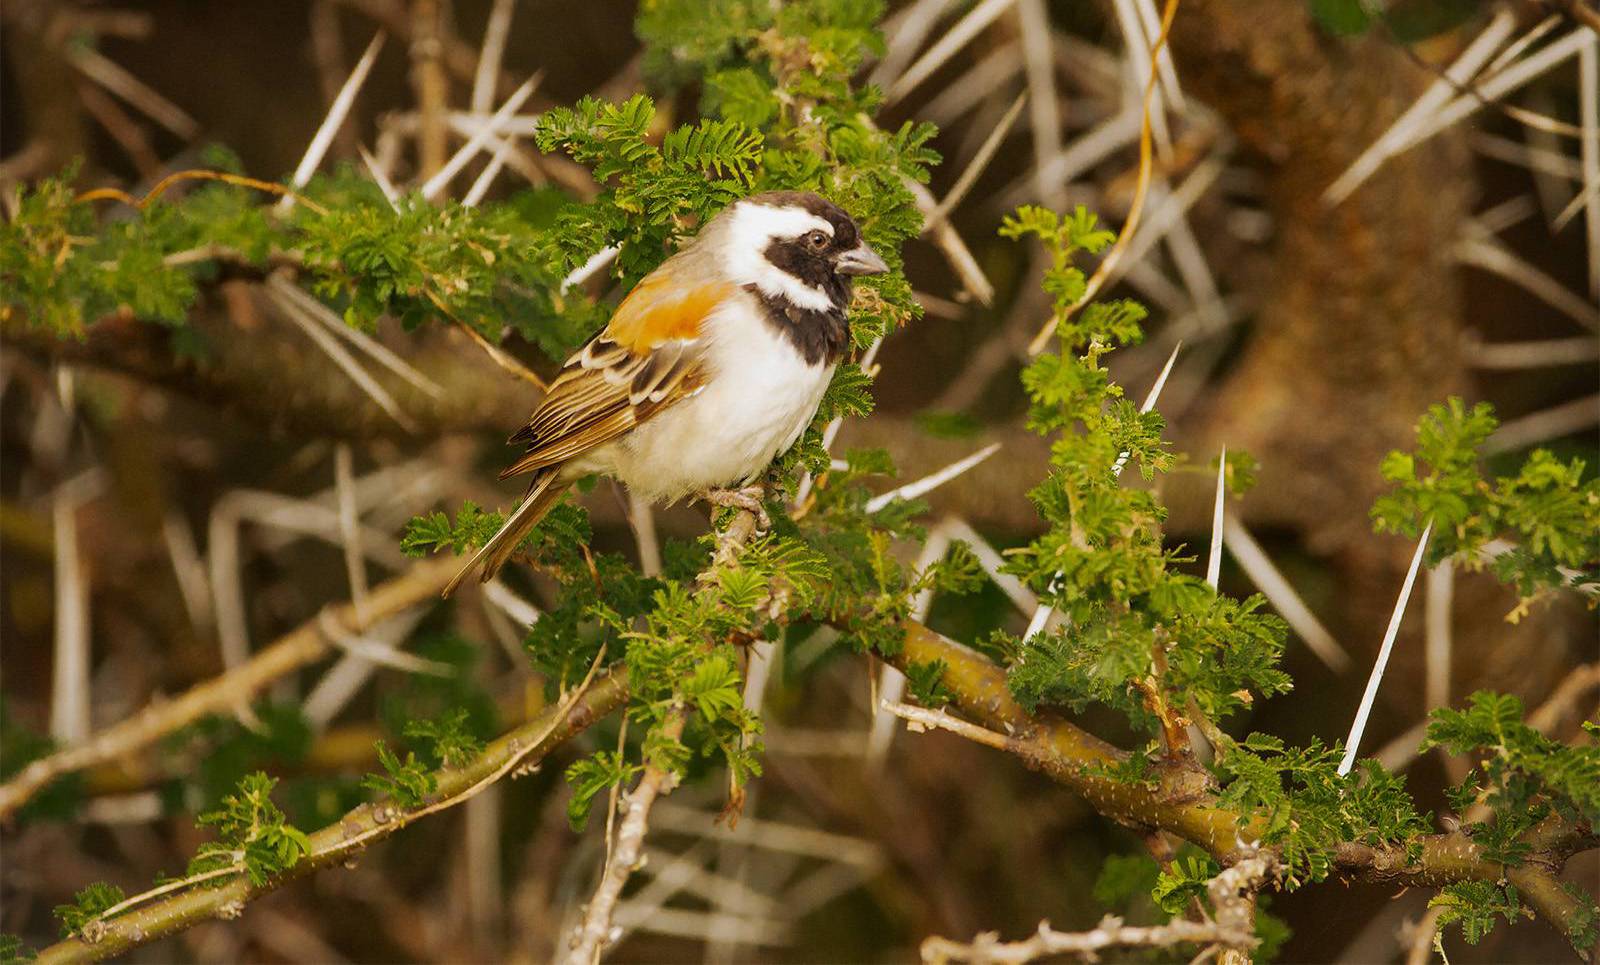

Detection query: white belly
xmin=597 ymin=304 xmax=834 ymax=502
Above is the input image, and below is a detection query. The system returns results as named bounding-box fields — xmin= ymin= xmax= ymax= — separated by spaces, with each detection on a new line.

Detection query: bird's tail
xmin=442 ymin=469 xmax=569 ymax=597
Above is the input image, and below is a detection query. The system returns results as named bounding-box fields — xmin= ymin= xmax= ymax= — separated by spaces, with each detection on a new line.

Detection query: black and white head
xmin=718 ymin=191 xmax=889 ymax=313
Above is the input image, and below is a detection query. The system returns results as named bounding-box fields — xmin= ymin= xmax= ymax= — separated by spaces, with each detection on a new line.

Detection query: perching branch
xmin=0 ymin=557 xmax=460 ymax=822
xmin=887 ymin=619 xmax=1598 ymax=956
xmin=34 ymin=666 xmax=629 ymax=964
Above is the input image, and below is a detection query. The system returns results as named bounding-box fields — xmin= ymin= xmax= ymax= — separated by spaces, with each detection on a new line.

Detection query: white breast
xmin=603 ymin=298 xmax=834 ymax=502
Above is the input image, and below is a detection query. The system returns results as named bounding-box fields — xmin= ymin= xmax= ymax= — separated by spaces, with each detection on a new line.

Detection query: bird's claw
xmin=703 ymin=485 xmax=771 ymax=530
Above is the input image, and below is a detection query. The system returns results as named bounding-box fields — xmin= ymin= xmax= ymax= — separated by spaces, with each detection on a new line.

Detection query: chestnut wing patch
xmin=606 ymin=274 xmax=734 ymax=350
xmin=500 ymin=280 xmax=728 ymax=478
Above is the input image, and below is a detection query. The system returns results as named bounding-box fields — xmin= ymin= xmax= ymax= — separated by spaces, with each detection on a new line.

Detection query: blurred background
xmin=2 ymin=0 xmax=1597 ymax=961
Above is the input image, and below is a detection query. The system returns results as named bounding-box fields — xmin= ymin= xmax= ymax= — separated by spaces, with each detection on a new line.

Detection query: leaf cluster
xmin=1211 ymin=735 xmax=1429 ymax=889
xmin=189 ymin=772 xmax=313 ymax=886
xmin=1424 ymin=691 xmax=1600 ymax=863
xmin=1371 ymin=398 xmax=1598 ymax=607
xmin=993 ymin=207 xmax=1285 ymax=737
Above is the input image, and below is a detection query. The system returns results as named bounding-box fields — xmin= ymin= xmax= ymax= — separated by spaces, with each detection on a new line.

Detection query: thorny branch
xmin=562 ymin=711 xmax=687 ymax=965
xmin=886 ymin=619 xmax=1599 ymax=958
xmin=921 ymin=854 xmax=1273 ymax=964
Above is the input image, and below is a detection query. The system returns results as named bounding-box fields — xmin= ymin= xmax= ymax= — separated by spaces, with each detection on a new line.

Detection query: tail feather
xmin=442 ymin=469 xmax=569 ymax=597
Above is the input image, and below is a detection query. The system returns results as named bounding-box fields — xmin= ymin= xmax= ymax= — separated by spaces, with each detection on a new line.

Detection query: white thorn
xmin=280 ymin=32 xmax=386 ymax=211
xmin=419 ymin=77 xmax=538 ymax=203
xmin=865 ymin=443 xmax=1001 ymax=513
xmin=1206 ymin=446 xmax=1225 ymax=588
xmin=1339 ymin=523 xmax=1432 ymax=777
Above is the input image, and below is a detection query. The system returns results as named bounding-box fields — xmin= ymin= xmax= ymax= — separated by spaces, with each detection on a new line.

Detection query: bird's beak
xmin=834 ymin=243 xmax=889 ymax=276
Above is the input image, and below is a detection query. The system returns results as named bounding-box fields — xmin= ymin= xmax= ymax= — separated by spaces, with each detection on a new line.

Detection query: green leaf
xmin=53 ymin=882 xmax=126 ymax=938
xmin=564 ymin=751 xmax=641 ymax=832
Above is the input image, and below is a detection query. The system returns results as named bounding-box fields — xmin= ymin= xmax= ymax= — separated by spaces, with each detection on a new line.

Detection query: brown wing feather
xmin=500 ymin=278 xmax=726 ymax=479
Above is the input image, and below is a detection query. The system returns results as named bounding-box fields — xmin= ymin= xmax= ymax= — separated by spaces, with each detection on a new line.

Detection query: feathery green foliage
xmin=361 ymin=741 xmax=437 ymax=810
xmin=1371 ymin=398 xmax=1599 ymax=612
xmin=52 ymin=883 xmax=126 ymax=939
xmin=189 ymin=772 xmax=313 ymax=886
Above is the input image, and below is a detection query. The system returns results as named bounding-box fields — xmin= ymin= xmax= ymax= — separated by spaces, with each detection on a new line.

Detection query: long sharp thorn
xmin=281 ymin=32 xmax=386 ymax=211
xmin=1206 ymin=446 xmax=1226 ymax=588
xmin=1339 ymin=524 xmax=1433 ymax=777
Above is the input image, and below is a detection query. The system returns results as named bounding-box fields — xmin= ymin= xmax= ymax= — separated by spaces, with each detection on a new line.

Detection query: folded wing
xmin=499 ymin=274 xmax=733 ymax=479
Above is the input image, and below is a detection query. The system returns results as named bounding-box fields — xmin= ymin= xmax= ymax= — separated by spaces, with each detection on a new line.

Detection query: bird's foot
xmin=702 ymin=485 xmax=771 ymax=530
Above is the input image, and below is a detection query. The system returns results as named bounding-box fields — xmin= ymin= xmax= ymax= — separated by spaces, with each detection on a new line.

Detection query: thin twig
xmin=563 ymin=712 xmax=688 ymax=965
xmin=36 ymin=660 xmax=624 ymax=964
xmin=880 ymin=699 xmax=1017 ymax=753
xmin=869 ymin=528 xmax=953 ymax=764
xmin=410 ymin=0 xmax=449 ymax=179
xmin=921 ymin=856 xmax=1265 ymax=964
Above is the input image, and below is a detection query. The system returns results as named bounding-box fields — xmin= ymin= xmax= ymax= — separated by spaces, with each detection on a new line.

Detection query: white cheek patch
xmin=726 ymin=203 xmax=835 ymax=312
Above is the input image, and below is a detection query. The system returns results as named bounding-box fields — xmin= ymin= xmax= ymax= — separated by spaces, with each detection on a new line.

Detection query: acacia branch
xmin=921 ymin=854 xmax=1272 ymax=964
xmin=34 ymin=667 xmax=629 ymax=964
xmin=0 ymin=557 xmax=459 ymax=821
xmin=889 ymin=619 xmax=1598 ymax=956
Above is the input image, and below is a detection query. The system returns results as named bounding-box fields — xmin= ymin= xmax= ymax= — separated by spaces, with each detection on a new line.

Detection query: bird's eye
xmin=806 ymin=231 xmax=829 ymax=249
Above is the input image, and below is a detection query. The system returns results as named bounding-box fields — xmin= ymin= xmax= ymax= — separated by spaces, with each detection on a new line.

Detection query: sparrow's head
xmin=716 ymin=191 xmax=888 ymax=312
